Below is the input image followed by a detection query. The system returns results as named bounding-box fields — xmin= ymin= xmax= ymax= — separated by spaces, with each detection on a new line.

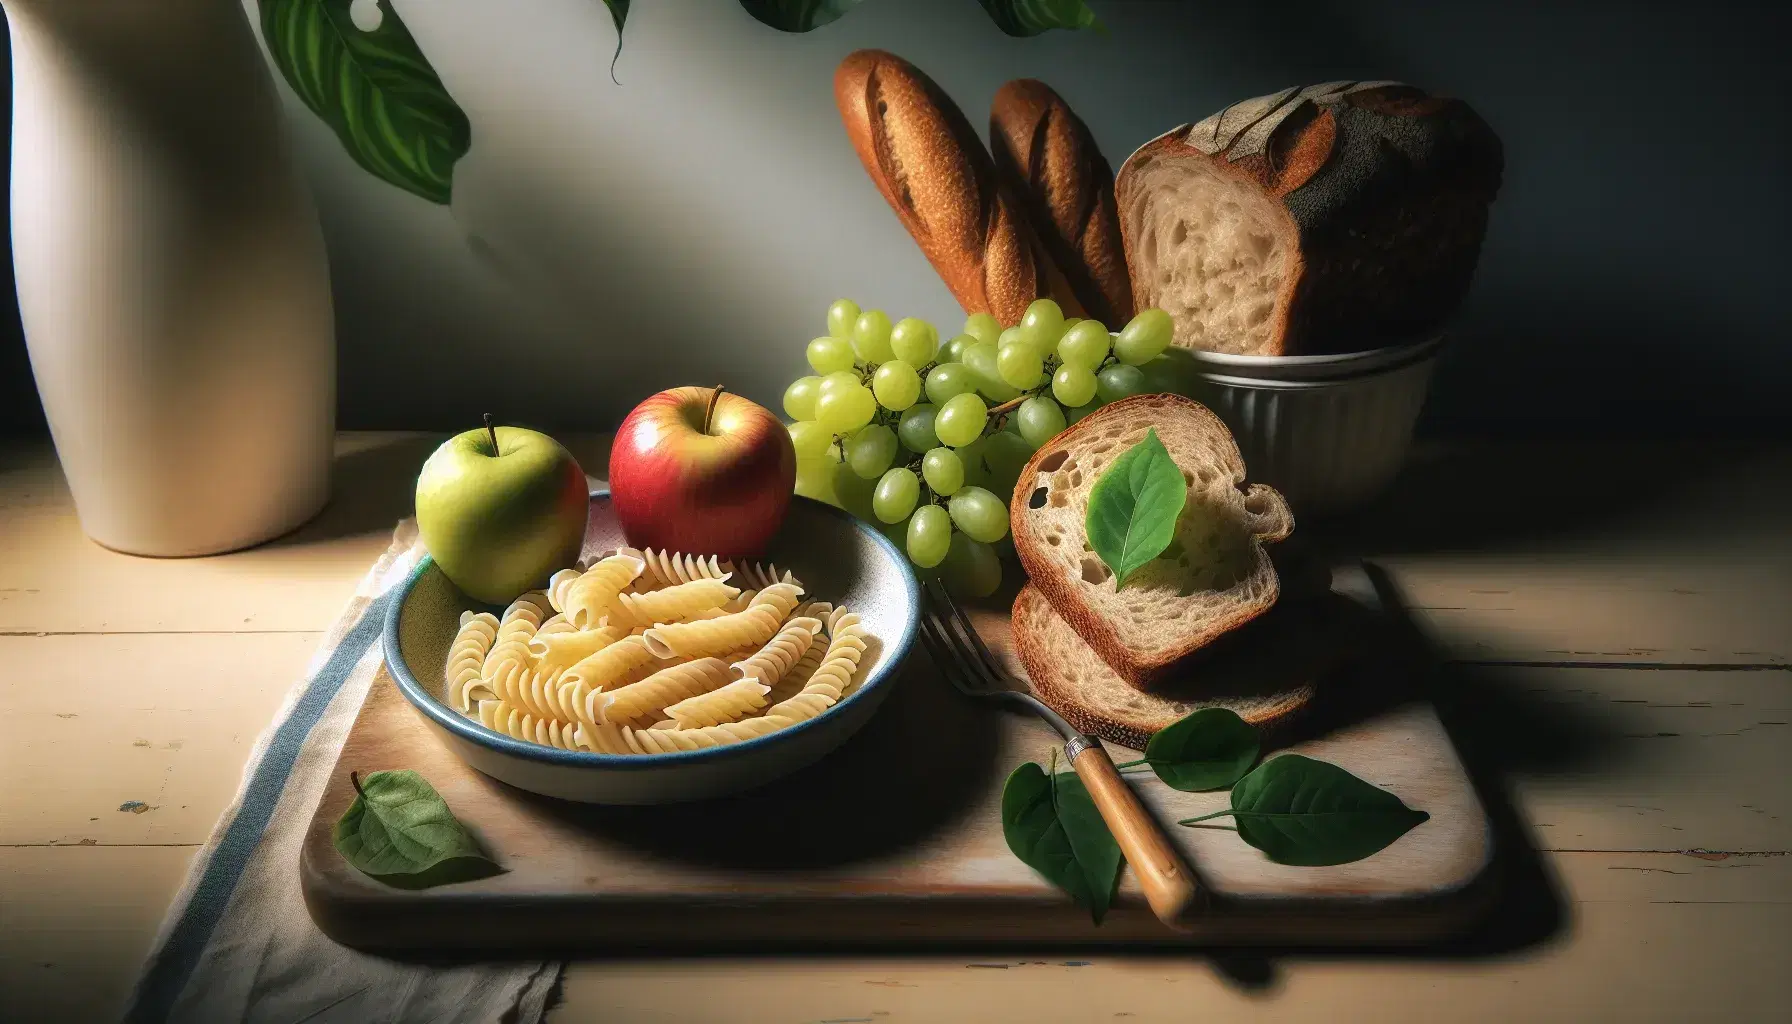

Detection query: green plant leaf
xmin=1146 ymin=707 xmax=1260 ymax=792
xmin=977 ymin=0 xmax=1103 ymax=36
xmin=1085 ymin=428 xmax=1187 ymax=587
xmin=1052 ymin=770 xmax=1123 ymax=923
xmin=1228 ymin=754 xmax=1430 ymax=866
xmin=738 ymin=0 xmax=866 ymax=32
xmin=600 ymin=1 xmax=629 ymax=82
xmin=1002 ymin=762 xmax=1123 ymax=922
xmin=333 ymin=769 xmax=501 ymax=888
xmin=259 ymin=0 xmax=471 ymax=204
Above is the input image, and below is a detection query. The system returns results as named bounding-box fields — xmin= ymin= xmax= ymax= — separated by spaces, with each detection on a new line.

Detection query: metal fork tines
xmin=918 ymin=580 xmax=1079 ymax=741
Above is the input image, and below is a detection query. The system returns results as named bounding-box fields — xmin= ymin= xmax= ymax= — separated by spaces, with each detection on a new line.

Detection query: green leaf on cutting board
xmin=333 ymin=770 xmax=501 ymax=889
xmin=1145 ymin=707 xmax=1260 ymax=792
xmin=1184 ymin=754 xmax=1430 ymax=866
xmin=1085 ymin=428 xmax=1187 ymax=587
xmin=1001 ymin=761 xmax=1123 ymax=923
xmin=977 ymin=0 xmax=1104 ymax=36
xmin=258 ymin=0 xmax=471 ymax=204
xmin=738 ymin=0 xmax=867 ymax=33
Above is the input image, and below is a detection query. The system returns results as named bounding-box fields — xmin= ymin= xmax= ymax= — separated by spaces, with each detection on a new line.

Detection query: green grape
xmin=870 ymin=359 xmax=922 ymax=411
xmin=961 ymin=342 xmax=1020 ymax=401
xmin=1114 ymin=307 xmax=1173 ymax=365
xmin=905 ymin=504 xmax=952 ymax=568
xmin=1056 ymin=319 xmax=1112 ymax=369
xmin=935 ymin=393 xmax=988 ymax=448
xmin=787 ymin=419 xmax=833 ymax=459
xmin=962 ymin=312 xmax=1002 ymax=347
xmin=924 ymin=362 xmax=975 ymax=405
xmin=939 ymin=333 xmax=975 ymax=365
xmin=941 ymin=533 xmax=1002 ymax=599
xmin=997 ymin=326 xmax=1029 ymax=353
xmin=872 ymin=467 xmax=920 ymax=523
xmin=898 ymin=403 xmax=940 ymax=453
xmin=830 ymin=461 xmax=878 ymax=521
xmin=782 ymin=376 xmax=821 ymax=420
xmin=852 ymin=309 xmax=895 ymax=363
xmin=826 ymin=298 xmax=861 ymax=340
xmin=846 ymin=424 xmax=898 ymax=479
xmin=816 ymin=384 xmax=876 ymax=433
xmin=1015 ymin=396 xmax=1066 ymax=447
xmin=1065 ymin=397 xmax=1104 ymax=425
xmin=1096 ymin=363 xmax=1146 ymax=403
xmin=954 ymin=436 xmax=989 ymax=489
xmin=1138 ymin=348 xmax=1198 ymax=396
xmin=1021 ymin=298 xmax=1065 ymax=347
xmin=807 ymin=335 xmax=856 ymax=376
xmin=979 ymin=431 xmax=1035 ymax=503
xmin=795 ymin=454 xmax=839 ymax=505
xmin=921 ymin=446 xmax=965 ymax=496
xmin=889 ymin=317 xmax=939 ymax=365
xmin=1051 ymin=362 xmax=1098 ymax=408
xmin=1061 ymin=317 xmax=1083 ymax=332
xmin=996 ymin=339 xmax=1045 ymax=389
xmin=818 ymin=369 xmax=861 ymax=401
xmin=948 ymin=486 xmax=1009 ymax=543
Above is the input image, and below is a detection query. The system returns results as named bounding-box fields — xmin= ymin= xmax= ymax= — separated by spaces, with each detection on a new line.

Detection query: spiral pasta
xmin=446 ymin=611 xmax=500 ymax=712
xmin=593 ymin=657 xmax=732 ymax=725
xmin=555 ymin=635 xmax=661 ymax=723
xmin=622 ymin=716 xmax=789 ymax=753
xmin=662 ymin=678 xmax=770 ymax=729
xmin=478 ymin=698 xmax=581 ymax=751
xmin=641 ymin=582 xmax=803 ymax=660
xmin=760 ymin=641 xmax=826 ymax=708
xmin=764 ymin=609 xmax=868 ymax=723
xmin=622 ymin=547 xmax=729 ymax=589
xmin=479 ymin=593 xmax=551 ymax=708
xmin=548 ymin=554 xmax=644 ymax=628
xmin=730 ymin=616 xmax=822 ymax=686
xmin=607 ymin=576 xmax=740 ymax=628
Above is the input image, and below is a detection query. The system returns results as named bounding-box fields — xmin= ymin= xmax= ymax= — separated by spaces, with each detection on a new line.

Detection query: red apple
xmin=608 ymin=386 xmax=796 ymax=561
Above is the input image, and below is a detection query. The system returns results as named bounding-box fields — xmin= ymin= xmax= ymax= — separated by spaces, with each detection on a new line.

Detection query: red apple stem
xmin=483 ymin=413 xmax=499 ymax=456
xmin=702 ymin=385 xmax=726 ymax=435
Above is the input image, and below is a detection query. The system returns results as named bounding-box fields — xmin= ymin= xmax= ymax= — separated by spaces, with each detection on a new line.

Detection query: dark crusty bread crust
xmin=1009 ymin=394 xmax=1293 ymax=691
xmin=834 ymin=51 xmax=1073 ymax=326
xmin=1011 ymin=586 xmax=1316 ymax=750
xmin=1116 ymin=81 xmax=1503 ymax=355
xmin=989 ymin=79 xmax=1134 ymax=330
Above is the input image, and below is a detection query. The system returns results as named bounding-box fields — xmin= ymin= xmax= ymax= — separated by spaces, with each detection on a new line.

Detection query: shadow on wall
xmin=2 ymin=0 xmax=1790 ymax=435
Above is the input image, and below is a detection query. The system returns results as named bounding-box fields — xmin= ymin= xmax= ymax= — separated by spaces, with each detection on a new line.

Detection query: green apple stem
xmin=483 ymin=413 xmax=500 ymax=456
xmin=702 ymin=385 xmax=726 ymax=435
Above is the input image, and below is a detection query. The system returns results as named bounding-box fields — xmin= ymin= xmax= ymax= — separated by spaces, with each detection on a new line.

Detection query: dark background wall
xmin=3 ymin=0 xmax=1787 ymax=437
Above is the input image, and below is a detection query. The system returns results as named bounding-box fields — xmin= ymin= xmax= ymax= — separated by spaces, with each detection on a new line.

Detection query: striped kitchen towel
xmin=122 ymin=520 xmax=561 ymax=1024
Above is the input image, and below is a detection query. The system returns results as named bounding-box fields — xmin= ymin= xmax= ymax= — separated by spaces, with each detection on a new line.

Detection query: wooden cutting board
xmin=300 ymin=571 xmax=1497 ymax=952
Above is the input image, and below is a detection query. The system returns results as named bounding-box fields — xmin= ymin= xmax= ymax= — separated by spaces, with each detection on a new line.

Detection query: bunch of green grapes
xmin=782 ymin=297 xmax=1174 ymax=597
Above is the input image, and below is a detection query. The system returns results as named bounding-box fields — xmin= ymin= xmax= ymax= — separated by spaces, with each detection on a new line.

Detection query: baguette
xmin=1116 ymin=80 xmax=1503 ymax=355
xmin=834 ymin=50 xmax=1072 ymax=326
xmin=989 ymin=79 xmax=1133 ymax=330
xmin=1009 ymin=394 xmax=1293 ymax=691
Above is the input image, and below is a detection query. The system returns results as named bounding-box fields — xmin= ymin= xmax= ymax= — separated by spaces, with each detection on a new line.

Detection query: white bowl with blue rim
xmin=382 ymin=490 xmax=920 ymax=804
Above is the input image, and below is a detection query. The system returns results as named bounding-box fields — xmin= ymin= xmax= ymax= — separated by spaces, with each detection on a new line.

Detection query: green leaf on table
xmin=1145 ymin=707 xmax=1260 ymax=791
xmin=599 ymin=1 xmax=630 ymax=81
xmin=333 ymin=769 xmax=501 ymax=888
xmin=738 ymin=0 xmax=866 ymax=32
xmin=1085 ymin=428 xmax=1187 ymax=587
xmin=1001 ymin=761 xmax=1123 ymax=923
xmin=258 ymin=0 xmax=471 ymax=204
xmin=1227 ymin=754 xmax=1430 ymax=866
xmin=977 ymin=0 xmax=1104 ymax=36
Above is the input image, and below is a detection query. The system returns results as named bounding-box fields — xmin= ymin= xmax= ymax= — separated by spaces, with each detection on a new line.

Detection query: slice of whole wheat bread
xmin=1010 ymin=586 xmax=1315 ymax=750
xmin=1009 ymin=394 xmax=1292 ymax=690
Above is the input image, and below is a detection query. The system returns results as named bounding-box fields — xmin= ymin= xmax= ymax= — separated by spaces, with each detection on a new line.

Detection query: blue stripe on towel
xmin=124 ymin=589 xmax=396 ymax=1024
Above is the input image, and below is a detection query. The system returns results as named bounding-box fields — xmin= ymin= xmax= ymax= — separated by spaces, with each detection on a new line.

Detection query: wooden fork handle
xmin=1068 ymin=736 xmax=1202 ymax=928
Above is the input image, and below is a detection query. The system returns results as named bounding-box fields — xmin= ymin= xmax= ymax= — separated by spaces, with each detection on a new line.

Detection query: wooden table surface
xmin=3 ymin=433 xmax=1788 ymax=1022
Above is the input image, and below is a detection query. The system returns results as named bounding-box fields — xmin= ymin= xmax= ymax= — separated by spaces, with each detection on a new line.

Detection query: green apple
xmin=415 ymin=418 xmax=588 ymax=605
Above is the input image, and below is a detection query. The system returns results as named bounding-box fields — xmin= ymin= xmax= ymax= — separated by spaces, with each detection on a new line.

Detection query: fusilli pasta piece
xmin=607 ymin=576 xmax=739 ymax=628
xmin=623 ymin=716 xmax=790 ymax=753
xmin=593 ymin=657 xmax=732 ymax=725
xmin=760 ymin=641 xmax=826 ymax=708
xmin=556 ymin=635 xmax=661 ymax=724
xmin=527 ymin=625 xmax=624 ymax=668
xmin=548 ymin=554 xmax=644 ymax=628
xmin=480 ymin=592 xmax=552 ymax=709
xmin=730 ymin=616 xmax=822 ymax=686
xmin=663 ymin=678 xmax=770 ymax=729
xmin=535 ymin=612 xmax=576 ymax=638
xmin=446 ymin=611 xmax=500 ymax=712
xmin=641 ymin=582 xmax=804 ymax=660
xmin=764 ymin=608 xmax=868 ymax=722
xmin=478 ymin=698 xmax=581 ymax=751
xmin=621 ymin=547 xmax=730 ymax=589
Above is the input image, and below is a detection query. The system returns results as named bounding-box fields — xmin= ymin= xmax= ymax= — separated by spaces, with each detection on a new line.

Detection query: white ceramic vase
xmin=6 ymin=0 xmax=334 ymax=556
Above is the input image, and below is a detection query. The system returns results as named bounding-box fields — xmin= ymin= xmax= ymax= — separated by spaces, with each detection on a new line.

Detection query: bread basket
xmin=1157 ymin=335 xmax=1445 ymax=516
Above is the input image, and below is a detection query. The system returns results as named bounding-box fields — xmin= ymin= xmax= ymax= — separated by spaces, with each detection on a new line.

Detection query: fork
xmin=919 ymin=580 xmax=1201 ymax=927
